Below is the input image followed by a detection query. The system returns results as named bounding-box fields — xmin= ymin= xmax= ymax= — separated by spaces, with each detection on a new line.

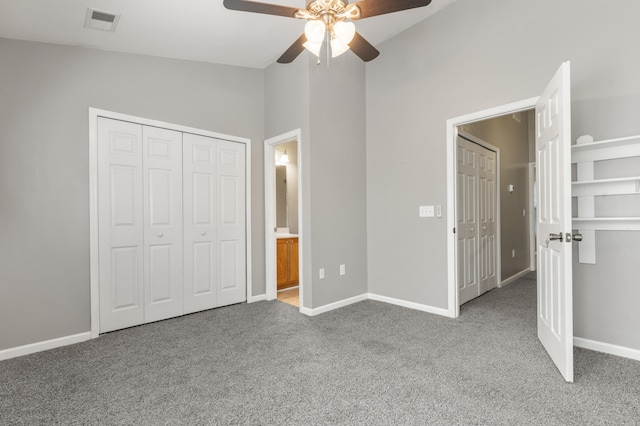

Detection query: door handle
xmin=545 ymin=232 xmax=563 ymax=247
xmin=548 ymin=232 xmax=563 ymax=242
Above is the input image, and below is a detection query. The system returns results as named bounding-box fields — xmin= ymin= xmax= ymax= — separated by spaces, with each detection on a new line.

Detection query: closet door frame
xmin=89 ymin=108 xmax=252 ymax=338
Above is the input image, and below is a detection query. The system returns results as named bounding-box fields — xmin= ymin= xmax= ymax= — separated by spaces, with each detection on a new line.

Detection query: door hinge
xmin=453 ymin=227 xmax=456 ymax=234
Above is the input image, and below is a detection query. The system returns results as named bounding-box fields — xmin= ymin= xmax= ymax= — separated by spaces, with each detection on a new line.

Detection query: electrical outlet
xmin=319 ymin=268 xmax=325 ymax=279
xmin=512 ymin=249 xmax=516 ymax=258
xmin=340 ymin=264 xmax=346 ymax=276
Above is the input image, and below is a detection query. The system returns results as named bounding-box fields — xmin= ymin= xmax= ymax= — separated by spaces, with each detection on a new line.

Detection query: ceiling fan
xmin=223 ymin=0 xmax=433 ymax=63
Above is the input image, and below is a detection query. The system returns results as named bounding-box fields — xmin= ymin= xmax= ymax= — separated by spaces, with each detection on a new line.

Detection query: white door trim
xmin=88 ymin=108 xmax=252 ymax=338
xmin=446 ymin=97 xmax=538 ymax=318
xmin=264 ymin=130 xmax=304 ymax=309
xmin=528 ymin=162 xmax=536 ymax=271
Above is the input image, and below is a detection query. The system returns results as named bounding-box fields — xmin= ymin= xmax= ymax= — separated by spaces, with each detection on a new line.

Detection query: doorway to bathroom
xmin=264 ymin=130 xmax=303 ymax=309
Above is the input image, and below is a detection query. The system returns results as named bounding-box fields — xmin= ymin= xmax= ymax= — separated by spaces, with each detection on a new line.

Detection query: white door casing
xmin=263 ymin=129 xmax=303 ymax=308
xmin=536 ymin=61 xmax=574 ymax=382
xmin=143 ymin=126 xmax=184 ymax=323
xmin=97 ymin=118 xmax=145 ymax=333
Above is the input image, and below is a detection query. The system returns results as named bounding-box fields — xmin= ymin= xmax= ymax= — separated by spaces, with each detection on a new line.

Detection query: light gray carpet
xmin=1 ymin=273 xmax=639 ymax=425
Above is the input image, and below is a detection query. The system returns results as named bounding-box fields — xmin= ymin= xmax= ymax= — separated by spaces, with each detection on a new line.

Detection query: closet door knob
xmin=201 ymin=231 xmax=206 ymax=236
xmin=158 ymin=232 xmax=164 ymax=238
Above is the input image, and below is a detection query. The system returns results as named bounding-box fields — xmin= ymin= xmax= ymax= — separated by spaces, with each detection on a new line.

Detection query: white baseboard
xmin=368 ymin=293 xmax=452 ymax=317
xmin=0 ymin=332 xmax=92 ymax=361
xmin=500 ymin=267 xmax=532 ymax=287
xmin=300 ymin=293 xmax=368 ymax=316
xmin=574 ymin=337 xmax=640 ymax=362
xmin=247 ymin=294 xmax=267 ymax=303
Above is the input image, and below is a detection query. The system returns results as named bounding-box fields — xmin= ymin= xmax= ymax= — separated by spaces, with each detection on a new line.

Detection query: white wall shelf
xmin=571 ymin=134 xmax=640 ymax=263
xmin=571 ymin=176 xmax=640 ymax=197
xmin=572 ymin=217 xmax=640 ymax=231
xmin=571 ymin=135 xmax=640 ymax=163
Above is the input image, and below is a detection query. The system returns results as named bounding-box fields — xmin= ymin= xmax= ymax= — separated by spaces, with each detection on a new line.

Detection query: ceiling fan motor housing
xmin=300 ymin=0 xmax=361 ymax=23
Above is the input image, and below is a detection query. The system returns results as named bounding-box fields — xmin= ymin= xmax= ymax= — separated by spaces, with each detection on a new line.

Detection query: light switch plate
xmin=419 ymin=205 xmax=435 ymax=218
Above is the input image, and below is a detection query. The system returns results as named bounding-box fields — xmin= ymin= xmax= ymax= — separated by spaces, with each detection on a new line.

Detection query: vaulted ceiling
xmin=0 ymin=0 xmax=456 ymax=69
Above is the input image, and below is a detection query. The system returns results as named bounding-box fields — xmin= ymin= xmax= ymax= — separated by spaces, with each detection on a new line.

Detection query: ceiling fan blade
xmin=349 ymin=32 xmax=380 ymax=62
xmin=353 ymin=0 xmax=432 ymax=19
xmin=223 ymin=0 xmax=300 ymax=18
xmin=277 ymin=34 xmax=307 ymax=64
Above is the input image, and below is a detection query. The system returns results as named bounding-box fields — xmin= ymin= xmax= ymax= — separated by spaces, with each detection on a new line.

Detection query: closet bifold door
xmin=98 ymin=118 xmax=145 ymax=333
xmin=457 ymin=136 xmax=480 ymax=305
xmin=183 ymin=133 xmax=218 ymax=313
xmin=183 ymin=135 xmax=247 ymax=312
xmin=142 ymin=126 xmax=184 ymax=323
xmin=217 ymin=140 xmax=246 ymax=306
xmin=478 ymin=147 xmax=498 ymax=295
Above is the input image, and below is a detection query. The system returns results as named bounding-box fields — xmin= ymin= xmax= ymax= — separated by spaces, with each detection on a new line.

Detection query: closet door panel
xmin=457 ymin=137 xmax=480 ymax=305
xmin=98 ymin=118 xmax=144 ymax=333
xmin=143 ymin=126 xmax=184 ymax=323
xmin=217 ymin=141 xmax=246 ymax=306
xmin=183 ymin=133 xmax=218 ymax=314
xmin=478 ymin=148 xmax=498 ymax=294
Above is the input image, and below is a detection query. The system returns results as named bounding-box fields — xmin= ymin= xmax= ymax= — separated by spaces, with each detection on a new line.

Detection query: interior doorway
xmin=447 ymin=98 xmax=537 ymax=316
xmin=264 ymin=130 xmax=303 ymax=310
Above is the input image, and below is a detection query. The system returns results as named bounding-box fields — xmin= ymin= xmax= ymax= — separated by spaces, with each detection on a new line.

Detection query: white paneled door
xmin=143 ymin=126 xmax=184 ymax=323
xmin=97 ymin=117 xmax=246 ymax=333
xmin=536 ymin=62 xmax=573 ymax=382
xmin=216 ymin=140 xmax=247 ymax=307
xmin=478 ymin=144 xmax=498 ymax=295
xmin=183 ymin=133 xmax=219 ymax=314
xmin=457 ymin=136 xmax=479 ymax=305
xmin=457 ymin=135 xmax=498 ymax=305
xmin=98 ymin=118 xmax=144 ymax=332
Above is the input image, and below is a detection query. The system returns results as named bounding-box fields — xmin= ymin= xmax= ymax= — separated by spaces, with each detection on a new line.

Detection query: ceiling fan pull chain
xmin=326 ymin=26 xmax=330 ymax=67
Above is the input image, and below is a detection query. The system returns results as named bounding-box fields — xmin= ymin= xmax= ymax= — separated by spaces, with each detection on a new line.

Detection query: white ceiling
xmin=0 ymin=0 xmax=456 ymax=69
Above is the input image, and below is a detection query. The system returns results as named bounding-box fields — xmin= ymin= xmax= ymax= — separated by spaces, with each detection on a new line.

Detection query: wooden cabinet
xmin=277 ymin=237 xmax=299 ymax=290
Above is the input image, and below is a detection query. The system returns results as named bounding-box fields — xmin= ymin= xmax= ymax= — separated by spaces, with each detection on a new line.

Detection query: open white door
xmin=536 ymin=61 xmax=573 ymax=382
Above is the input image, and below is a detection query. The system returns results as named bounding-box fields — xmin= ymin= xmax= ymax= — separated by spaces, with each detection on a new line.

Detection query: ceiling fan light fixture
xmin=304 ymin=20 xmax=326 ymax=44
xmin=303 ymin=40 xmax=322 ymax=57
xmin=333 ymin=21 xmax=355 ymax=44
xmin=330 ymin=38 xmax=349 ymax=58
xmin=331 ymin=21 xmax=355 ymax=57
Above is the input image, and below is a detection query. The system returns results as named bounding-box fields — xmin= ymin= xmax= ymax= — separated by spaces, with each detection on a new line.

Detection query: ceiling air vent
xmin=84 ymin=8 xmax=120 ymax=32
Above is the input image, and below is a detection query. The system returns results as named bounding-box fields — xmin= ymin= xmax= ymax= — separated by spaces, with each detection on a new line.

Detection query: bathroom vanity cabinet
xmin=277 ymin=237 xmax=299 ymax=290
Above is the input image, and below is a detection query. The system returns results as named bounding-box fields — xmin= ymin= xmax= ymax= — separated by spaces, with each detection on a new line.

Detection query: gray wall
xmin=366 ymin=0 xmax=640 ymax=350
xmin=0 ymin=38 xmax=264 ymax=351
xmin=265 ymin=53 xmax=368 ymax=309
xmin=460 ymin=112 xmax=532 ymax=281
xmin=280 ymin=140 xmax=299 ymax=234
xmin=308 ymin=54 xmax=368 ymax=307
